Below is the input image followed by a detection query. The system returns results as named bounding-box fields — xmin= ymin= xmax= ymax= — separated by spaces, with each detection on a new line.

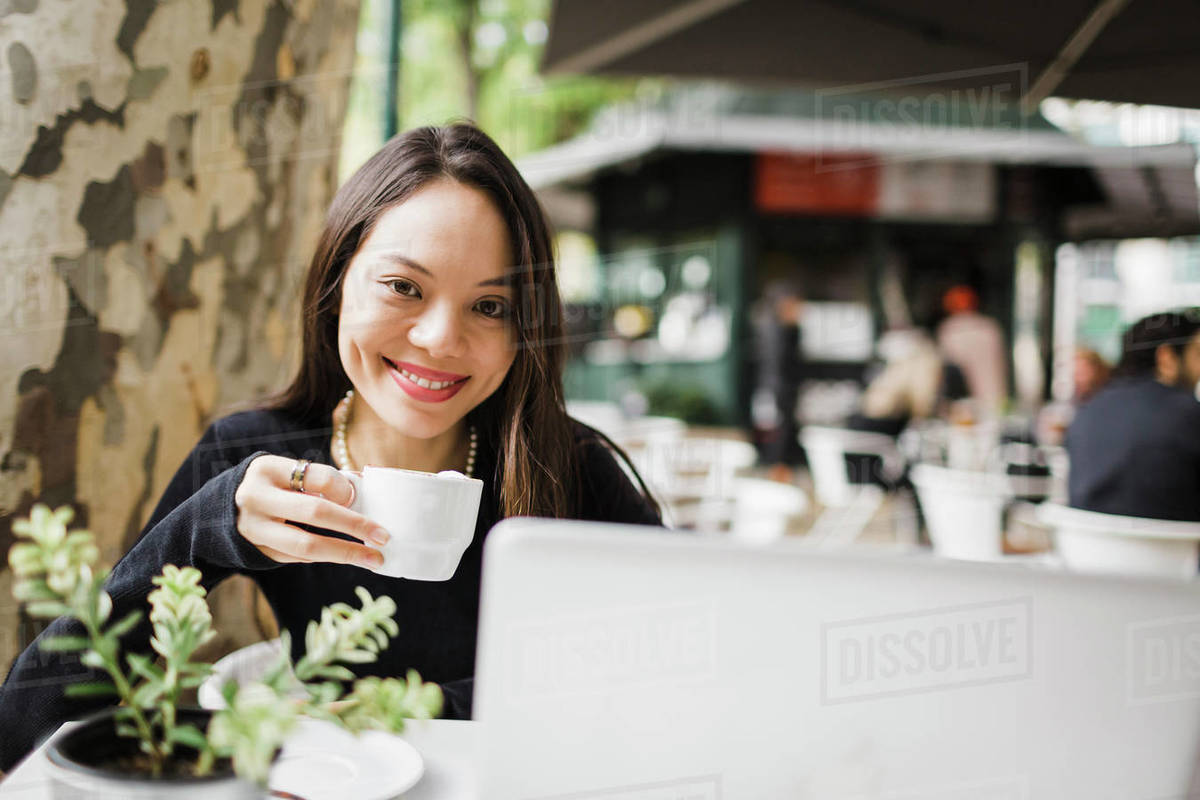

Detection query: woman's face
xmin=338 ymin=178 xmax=517 ymax=439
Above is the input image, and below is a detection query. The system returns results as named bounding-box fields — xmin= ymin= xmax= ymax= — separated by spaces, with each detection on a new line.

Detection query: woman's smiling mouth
xmin=383 ymin=357 xmax=470 ymax=400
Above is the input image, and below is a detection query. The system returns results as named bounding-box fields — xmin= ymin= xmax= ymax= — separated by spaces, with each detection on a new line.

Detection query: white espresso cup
xmin=340 ymin=466 xmax=483 ymax=580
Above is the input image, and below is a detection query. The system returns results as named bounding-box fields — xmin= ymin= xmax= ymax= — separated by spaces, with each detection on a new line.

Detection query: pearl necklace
xmin=332 ymin=389 xmax=476 ymax=477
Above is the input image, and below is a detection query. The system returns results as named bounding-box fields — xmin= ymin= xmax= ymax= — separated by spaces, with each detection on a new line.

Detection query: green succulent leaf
xmin=334 ymin=671 xmax=444 ymax=734
xmin=12 ymin=579 xmax=58 ymax=602
xmin=63 ymin=681 xmax=119 ymax=698
xmin=105 ymin=610 xmax=143 ymax=639
xmin=132 ymin=682 xmax=165 ymax=708
xmin=79 ymin=650 xmax=106 ymax=670
xmin=180 ymin=662 xmax=214 ymax=678
xmin=126 ymin=652 xmax=165 ymax=683
xmin=167 ymin=724 xmax=208 ymax=750
xmin=95 ymin=590 xmax=112 ymax=624
xmin=9 ymin=548 xmax=46 ymax=576
xmin=306 ymin=681 xmax=342 ymax=706
xmin=38 ymin=635 xmax=90 ymax=652
xmin=25 ymin=601 xmax=72 ymax=618
xmin=314 ymin=665 xmax=356 ymax=682
xmin=208 ymin=681 xmax=299 ymax=785
xmin=294 ymin=587 xmax=400 ymax=682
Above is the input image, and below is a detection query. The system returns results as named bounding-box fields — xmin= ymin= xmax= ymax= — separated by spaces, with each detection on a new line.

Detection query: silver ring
xmin=289 ymin=459 xmax=312 ymax=493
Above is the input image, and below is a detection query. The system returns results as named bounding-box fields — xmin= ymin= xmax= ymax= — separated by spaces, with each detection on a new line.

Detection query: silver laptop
xmin=475 ymin=518 xmax=1200 ymax=799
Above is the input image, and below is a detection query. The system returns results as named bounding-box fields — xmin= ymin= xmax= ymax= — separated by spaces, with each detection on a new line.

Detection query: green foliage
xmin=206 ymin=592 xmax=442 ymax=783
xmin=417 ymin=0 xmax=652 ymax=157
xmin=10 ymin=505 xmax=101 ymax=602
xmin=299 ymin=586 xmax=399 ymax=674
xmin=341 ymin=0 xmax=655 ymax=178
xmin=206 ymin=681 xmax=298 ymax=785
xmin=148 ymin=565 xmax=216 ymax=664
xmin=334 ymin=672 xmax=444 ymax=734
xmin=9 ymin=504 xmax=441 ymax=785
xmin=645 ymin=382 xmax=724 ymax=426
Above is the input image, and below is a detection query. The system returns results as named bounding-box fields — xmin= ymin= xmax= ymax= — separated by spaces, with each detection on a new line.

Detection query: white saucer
xmin=269 ymin=719 xmax=424 ymax=800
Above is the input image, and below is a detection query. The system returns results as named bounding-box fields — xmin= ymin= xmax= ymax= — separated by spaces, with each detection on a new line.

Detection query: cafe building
xmin=517 ymin=87 xmax=1200 ymax=427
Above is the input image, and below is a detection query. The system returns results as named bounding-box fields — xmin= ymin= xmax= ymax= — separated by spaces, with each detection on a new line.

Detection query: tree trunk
xmin=456 ymin=0 xmax=479 ymax=121
xmin=0 ymin=0 xmax=361 ymax=669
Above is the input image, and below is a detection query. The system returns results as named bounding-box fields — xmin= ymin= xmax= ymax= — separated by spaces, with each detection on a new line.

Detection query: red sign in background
xmin=754 ymin=152 xmax=881 ymax=216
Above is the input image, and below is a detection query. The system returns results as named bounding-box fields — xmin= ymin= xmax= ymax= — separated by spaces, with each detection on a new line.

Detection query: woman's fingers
xmin=255 ymin=542 xmax=309 ymax=564
xmin=249 ymin=519 xmax=383 ymax=570
xmin=255 ymin=485 xmax=389 ymax=547
xmin=235 ymin=456 xmax=388 ymax=567
xmin=283 ymin=460 xmax=357 ymax=508
xmin=250 ymin=455 xmax=356 ymax=506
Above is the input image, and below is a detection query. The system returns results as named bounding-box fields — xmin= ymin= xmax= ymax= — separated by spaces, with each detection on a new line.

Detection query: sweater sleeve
xmin=440 ymin=677 xmax=474 ymax=720
xmin=0 ymin=422 xmax=280 ymax=771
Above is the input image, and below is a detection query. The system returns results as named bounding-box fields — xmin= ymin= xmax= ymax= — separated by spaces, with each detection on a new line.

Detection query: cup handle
xmin=339 ymin=469 xmax=364 ymax=513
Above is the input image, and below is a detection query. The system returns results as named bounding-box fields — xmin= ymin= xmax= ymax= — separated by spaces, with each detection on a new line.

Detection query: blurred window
xmin=1080 ymin=242 xmax=1117 ymax=280
xmin=1079 ymin=304 xmax=1121 ymax=362
xmin=1172 ymin=237 xmax=1200 ymax=283
xmin=589 ymin=234 xmax=728 ymax=361
xmin=801 ymin=302 xmax=874 ymax=362
xmin=556 ymin=231 xmax=601 ymax=303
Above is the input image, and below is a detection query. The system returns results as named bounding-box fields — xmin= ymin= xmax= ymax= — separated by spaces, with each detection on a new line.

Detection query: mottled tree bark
xmin=0 ymin=0 xmax=361 ymax=672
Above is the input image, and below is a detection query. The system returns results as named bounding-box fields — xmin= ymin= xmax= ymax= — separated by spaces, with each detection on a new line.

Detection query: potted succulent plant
xmin=8 ymin=504 xmax=443 ymax=797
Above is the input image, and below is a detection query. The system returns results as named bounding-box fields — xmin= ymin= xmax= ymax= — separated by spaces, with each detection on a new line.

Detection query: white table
xmin=0 ymin=719 xmax=480 ymax=799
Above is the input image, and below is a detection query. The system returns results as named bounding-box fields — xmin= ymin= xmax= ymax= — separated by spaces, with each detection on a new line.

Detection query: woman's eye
xmin=387 ymin=279 xmax=420 ymax=298
xmin=476 ymin=299 xmax=510 ymax=319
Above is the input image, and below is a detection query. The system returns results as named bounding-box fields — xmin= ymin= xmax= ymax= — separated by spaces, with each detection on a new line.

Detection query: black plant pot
xmin=43 ymin=707 xmax=259 ymax=800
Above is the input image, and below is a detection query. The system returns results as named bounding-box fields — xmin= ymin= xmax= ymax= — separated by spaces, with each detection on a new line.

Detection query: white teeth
xmin=397 ymin=366 xmax=460 ymax=391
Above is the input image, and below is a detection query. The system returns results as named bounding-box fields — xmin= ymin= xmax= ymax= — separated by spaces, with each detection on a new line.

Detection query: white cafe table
xmin=0 ymin=719 xmax=481 ymax=800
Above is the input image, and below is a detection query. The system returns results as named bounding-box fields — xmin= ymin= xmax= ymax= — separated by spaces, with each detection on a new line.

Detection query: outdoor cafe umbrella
xmin=542 ymin=0 xmax=1200 ymax=111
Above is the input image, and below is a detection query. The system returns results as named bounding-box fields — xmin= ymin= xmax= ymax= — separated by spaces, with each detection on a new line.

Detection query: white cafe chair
xmin=578 ymin=413 xmax=685 ymax=520
xmin=805 ymin=485 xmax=887 ymax=550
xmin=1037 ymin=503 xmax=1200 ymax=580
xmin=910 ymin=463 xmax=1011 ymax=561
xmin=643 ymin=437 xmax=760 ymax=530
xmin=800 ymin=426 xmax=904 ymax=508
xmin=729 ymin=478 xmax=808 ymax=543
xmin=944 ymin=420 xmax=1002 ymax=471
xmin=607 ymin=414 xmax=687 ymax=446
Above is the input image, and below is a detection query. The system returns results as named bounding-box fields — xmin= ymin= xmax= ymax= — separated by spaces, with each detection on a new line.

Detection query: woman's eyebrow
xmin=380 ymin=252 xmax=510 ymax=288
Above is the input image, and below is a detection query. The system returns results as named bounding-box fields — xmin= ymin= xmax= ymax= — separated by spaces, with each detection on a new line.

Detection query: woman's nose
xmin=407 ymin=303 xmax=465 ymax=358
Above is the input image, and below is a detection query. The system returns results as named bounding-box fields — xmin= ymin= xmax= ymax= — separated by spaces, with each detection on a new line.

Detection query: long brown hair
xmin=268 ymin=123 xmax=587 ymax=519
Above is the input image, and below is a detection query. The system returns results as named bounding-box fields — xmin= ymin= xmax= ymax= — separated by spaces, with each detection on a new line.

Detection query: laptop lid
xmin=475 ymin=518 xmax=1200 ymax=799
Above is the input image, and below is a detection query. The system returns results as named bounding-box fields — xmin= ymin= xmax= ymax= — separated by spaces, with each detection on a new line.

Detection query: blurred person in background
xmin=844 ymin=327 xmax=966 ymax=493
xmin=850 ymin=327 xmax=951 ymax=437
xmin=1035 ymin=347 xmax=1112 ymax=445
xmin=937 ymin=284 xmax=1008 ymax=419
xmin=1066 ymin=310 xmax=1200 ymax=521
xmin=751 ymin=279 xmax=805 ymax=483
xmin=1073 ymin=347 xmax=1112 ymax=403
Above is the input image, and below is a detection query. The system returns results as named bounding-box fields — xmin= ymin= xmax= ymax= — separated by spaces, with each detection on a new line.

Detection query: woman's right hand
xmin=234 ymin=455 xmax=390 ymax=568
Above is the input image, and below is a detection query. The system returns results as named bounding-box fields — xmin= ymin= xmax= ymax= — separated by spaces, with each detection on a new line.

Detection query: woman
xmin=0 ymin=124 xmax=662 ymax=770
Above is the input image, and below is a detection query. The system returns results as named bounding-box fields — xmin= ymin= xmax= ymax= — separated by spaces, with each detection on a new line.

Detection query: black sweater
xmin=0 ymin=408 xmax=662 ymax=770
